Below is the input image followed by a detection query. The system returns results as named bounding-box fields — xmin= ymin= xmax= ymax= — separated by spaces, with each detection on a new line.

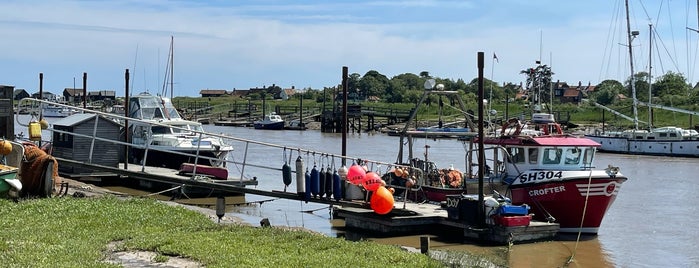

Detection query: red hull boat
xmin=508 ymin=173 xmax=626 ymax=233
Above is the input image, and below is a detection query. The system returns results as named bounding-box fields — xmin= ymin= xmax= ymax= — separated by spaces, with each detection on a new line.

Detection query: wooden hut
xmin=51 ymin=113 xmax=122 ymax=174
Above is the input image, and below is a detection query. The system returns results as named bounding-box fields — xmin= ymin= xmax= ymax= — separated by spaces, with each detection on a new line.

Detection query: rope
xmin=567 ymin=169 xmax=595 ymax=265
xmin=143 ymin=185 xmax=182 ymax=197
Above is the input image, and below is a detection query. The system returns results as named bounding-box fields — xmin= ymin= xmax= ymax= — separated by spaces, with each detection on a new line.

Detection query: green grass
xmin=0 ymin=196 xmax=446 ymax=267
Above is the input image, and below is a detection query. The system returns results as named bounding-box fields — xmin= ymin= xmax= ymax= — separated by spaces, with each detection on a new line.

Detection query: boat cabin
xmin=483 ymin=136 xmax=601 ymax=180
xmin=606 ymin=127 xmax=699 ymax=141
xmin=128 ymin=93 xmax=181 ymax=121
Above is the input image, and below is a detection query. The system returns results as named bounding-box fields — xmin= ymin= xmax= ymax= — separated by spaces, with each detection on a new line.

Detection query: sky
xmin=1 ymin=0 xmax=698 ymax=97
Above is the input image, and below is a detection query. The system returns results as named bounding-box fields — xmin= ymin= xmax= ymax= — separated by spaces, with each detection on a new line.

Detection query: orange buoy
xmin=370 ymin=186 xmax=394 ymax=215
xmin=0 ymin=140 xmax=12 ymax=155
xmin=362 ymin=172 xmax=382 ymax=192
xmin=393 ymin=168 xmax=403 ymax=177
xmin=39 ymin=118 xmax=49 ymax=129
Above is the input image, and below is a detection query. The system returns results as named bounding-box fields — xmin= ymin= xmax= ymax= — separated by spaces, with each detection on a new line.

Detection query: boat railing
xmin=16 ymin=98 xmax=409 ymax=188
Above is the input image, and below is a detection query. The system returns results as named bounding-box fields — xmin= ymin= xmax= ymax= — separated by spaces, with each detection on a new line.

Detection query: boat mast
xmin=625 ymin=0 xmax=640 ymax=130
xmin=170 ymin=36 xmax=174 ymax=99
xmin=647 ymin=23 xmax=653 ymax=130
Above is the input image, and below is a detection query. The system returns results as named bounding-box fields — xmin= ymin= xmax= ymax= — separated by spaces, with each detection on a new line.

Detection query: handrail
xmin=16 ymin=98 xmax=413 ymax=183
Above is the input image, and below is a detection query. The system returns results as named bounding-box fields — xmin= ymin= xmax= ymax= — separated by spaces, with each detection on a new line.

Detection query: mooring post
xmin=420 ymin=236 xmax=430 ymax=254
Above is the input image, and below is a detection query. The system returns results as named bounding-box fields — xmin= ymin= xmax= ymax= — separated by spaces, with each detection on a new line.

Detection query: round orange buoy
xmin=362 ymin=172 xmax=382 ymax=192
xmin=346 ymin=164 xmax=366 ymax=185
xmin=405 ymin=178 xmax=415 ymax=188
xmin=0 ymin=140 xmax=12 ymax=155
xmin=401 ymin=169 xmax=409 ymax=178
xmin=370 ymin=186 xmax=394 ymax=215
xmin=393 ymin=168 xmax=403 ymax=177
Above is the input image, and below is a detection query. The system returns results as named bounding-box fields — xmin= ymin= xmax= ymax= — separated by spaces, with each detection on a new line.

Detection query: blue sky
xmin=1 ymin=0 xmax=697 ymax=97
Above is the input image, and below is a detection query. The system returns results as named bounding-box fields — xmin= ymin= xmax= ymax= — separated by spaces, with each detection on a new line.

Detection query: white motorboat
xmin=128 ymin=92 xmax=233 ymax=168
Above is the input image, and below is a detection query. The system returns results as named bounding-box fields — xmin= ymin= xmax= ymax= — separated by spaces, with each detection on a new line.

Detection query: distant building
xmin=280 ymin=86 xmax=296 ymax=100
xmin=230 ymin=88 xmax=249 ymax=98
xmin=63 ymin=88 xmax=85 ymax=103
xmin=13 ymin=89 xmax=29 ymax=100
xmin=200 ymin=89 xmax=228 ymax=97
xmin=87 ymin=90 xmax=116 ymax=102
xmin=31 ymin=91 xmax=57 ymax=101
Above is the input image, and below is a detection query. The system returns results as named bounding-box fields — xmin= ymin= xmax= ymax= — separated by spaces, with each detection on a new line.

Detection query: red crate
xmin=493 ymin=214 xmax=531 ymax=227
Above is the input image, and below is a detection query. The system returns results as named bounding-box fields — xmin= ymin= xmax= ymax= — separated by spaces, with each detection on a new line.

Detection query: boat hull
xmin=130 ymin=148 xmax=228 ymax=169
xmin=509 ymin=176 xmax=627 ymax=234
xmin=253 ymin=121 xmax=285 ymax=130
xmin=179 ymin=163 xmax=228 ymax=180
xmin=586 ymin=135 xmax=699 ymax=157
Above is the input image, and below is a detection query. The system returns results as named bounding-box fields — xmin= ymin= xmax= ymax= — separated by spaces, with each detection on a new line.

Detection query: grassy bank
xmin=0 ymin=196 xmax=451 ymax=267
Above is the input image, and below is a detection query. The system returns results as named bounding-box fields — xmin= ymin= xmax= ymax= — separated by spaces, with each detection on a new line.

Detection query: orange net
xmin=20 ymin=142 xmax=60 ymax=196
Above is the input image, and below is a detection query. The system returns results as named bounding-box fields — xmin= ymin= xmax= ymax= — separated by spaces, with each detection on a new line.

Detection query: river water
xmin=198 ymin=125 xmax=698 ymax=268
xmin=15 ymin=115 xmax=698 ymax=267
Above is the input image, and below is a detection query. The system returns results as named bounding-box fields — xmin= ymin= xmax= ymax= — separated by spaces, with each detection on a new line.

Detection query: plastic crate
xmin=493 ymin=214 xmax=531 ymax=227
xmin=496 ymin=204 xmax=529 ymax=216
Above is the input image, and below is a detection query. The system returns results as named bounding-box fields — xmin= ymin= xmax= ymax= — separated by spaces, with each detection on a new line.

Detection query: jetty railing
xmin=15 ymin=98 xmax=415 ymax=194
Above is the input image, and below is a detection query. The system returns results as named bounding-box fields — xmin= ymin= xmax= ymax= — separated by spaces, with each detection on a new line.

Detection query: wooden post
xmin=420 ymin=236 xmax=430 ymax=254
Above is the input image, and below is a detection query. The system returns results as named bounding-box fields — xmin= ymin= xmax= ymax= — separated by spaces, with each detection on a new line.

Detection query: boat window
xmin=528 ymin=148 xmax=538 ymax=164
xmin=582 ymin=148 xmax=594 ymax=165
xmin=542 ymin=148 xmax=562 ymax=165
xmin=151 ymin=126 xmax=170 ymax=134
xmin=564 ymin=148 xmax=581 ymax=165
xmin=171 ymin=126 xmax=188 ymax=134
xmin=509 ymin=147 xmax=525 ymax=163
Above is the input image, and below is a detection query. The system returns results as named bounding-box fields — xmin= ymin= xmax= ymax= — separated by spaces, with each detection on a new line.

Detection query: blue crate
xmin=496 ymin=204 xmax=529 ymax=216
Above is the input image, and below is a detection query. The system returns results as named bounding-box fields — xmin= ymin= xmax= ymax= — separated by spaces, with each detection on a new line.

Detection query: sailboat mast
xmin=170 ymin=36 xmax=174 ymax=98
xmin=625 ymin=0 xmax=639 ymax=130
xmin=647 ymin=23 xmax=653 ymax=130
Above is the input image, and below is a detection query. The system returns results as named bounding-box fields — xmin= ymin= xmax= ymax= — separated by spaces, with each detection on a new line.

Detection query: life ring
xmin=500 ymin=118 xmax=522 ymax=136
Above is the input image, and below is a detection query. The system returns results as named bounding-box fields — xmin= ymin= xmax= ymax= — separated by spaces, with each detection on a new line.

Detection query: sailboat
xmin=585 ymin=2 xmax=699 ymax=157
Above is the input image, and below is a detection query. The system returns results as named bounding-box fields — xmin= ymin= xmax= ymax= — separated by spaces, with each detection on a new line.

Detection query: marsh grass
xmin=0 ymin=196 xmax=444 ymax=267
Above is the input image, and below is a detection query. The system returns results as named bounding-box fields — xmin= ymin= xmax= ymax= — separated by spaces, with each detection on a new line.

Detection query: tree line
xmin=287 ymin=69 xmax=699 ymax=110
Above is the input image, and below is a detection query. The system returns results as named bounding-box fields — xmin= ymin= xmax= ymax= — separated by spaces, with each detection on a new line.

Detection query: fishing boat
xmin=254 ymin=112 xmax=285 ymax=130
xmin=127 ymin=92 xmax=233 ymax=169
xmin=585 ymin=0 xmax=699 ymax=157
xmin=474 ymin=116 xmax=628 ymax=234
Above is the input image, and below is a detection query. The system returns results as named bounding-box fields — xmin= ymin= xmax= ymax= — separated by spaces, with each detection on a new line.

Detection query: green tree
xmin=652 ymin=71 xmax=689 ymax=98
xmin=592 ymin=79 xmax=624 ymax=105
xmin=358 ymin=70 xmax=390 ymax=100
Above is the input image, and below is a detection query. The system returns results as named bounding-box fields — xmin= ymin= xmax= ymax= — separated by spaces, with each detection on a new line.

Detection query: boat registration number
xmin=517 ymin=171 xmax=563 ymax=183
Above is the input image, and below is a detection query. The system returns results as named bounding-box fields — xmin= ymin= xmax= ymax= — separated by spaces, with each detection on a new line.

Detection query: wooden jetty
xmin=335 ymin=202 xmax=559 ymax=245
xmin=56 ymin=158 xmax=258 ymax=197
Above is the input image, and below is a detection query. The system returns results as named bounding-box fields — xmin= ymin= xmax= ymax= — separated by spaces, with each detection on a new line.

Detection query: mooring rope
xmin=143 ymin=185 xmax=182 ymax=197
xmin=567 ymin=169 xmax=595 ymax=264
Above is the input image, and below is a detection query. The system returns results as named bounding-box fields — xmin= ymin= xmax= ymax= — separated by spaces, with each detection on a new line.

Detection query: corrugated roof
xmin=52 ymin=113 xmax=121 ymax=127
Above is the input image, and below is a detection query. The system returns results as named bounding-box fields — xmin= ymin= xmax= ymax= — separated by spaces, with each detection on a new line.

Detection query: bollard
xmin=420 ymin=236 xmax=430 ymax=254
